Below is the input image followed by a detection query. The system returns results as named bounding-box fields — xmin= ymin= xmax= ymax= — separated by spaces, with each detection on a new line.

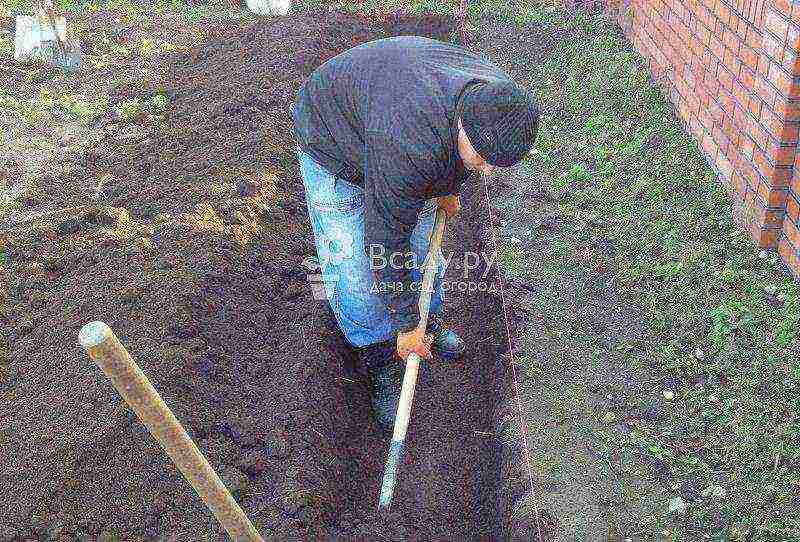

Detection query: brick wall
xmin=566 ymin=0 xmax=800 ymax=279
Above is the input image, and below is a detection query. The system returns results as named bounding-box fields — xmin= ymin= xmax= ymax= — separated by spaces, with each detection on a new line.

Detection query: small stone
xmin=764 ymin=283 xmax=777 ymax=296
xmin=694 ymin=348 xmax=705 ymax=360
xmin=509 ymin=236 xmax=521 ymax=244
xmin=603 ymin=411 xmax=616 ymax=424
xmin=663 ymin=390 xmax=675 ymax=401
xmin=758 ymin=250 xmax=769 ymax=259
xmin=701 ymin=485 xmax=727 ymax=500
xmin=668 ymin=496 xmax=687 ymax=514
xmin=98 ymin=527 xmax=124 ymax=541
xmin=708 ymin=394 xmax=719 ymax=404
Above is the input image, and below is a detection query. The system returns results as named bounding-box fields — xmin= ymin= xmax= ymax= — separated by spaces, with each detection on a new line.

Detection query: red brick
xmin=773 ymin=142 xmax=798 ymax=166
xmin=740 ymin=155 xmax=757 ymax=180
xmin=764 ymin=207 xmax=786 ymax=229
xmin=687 ymin=93 xmax=701 ymax=116
xmin=717 ymin=1 xmax=732 ymax=25
xmin=762 ymin=28 xmax=785 ymax=62
xmin=703 ymin=47 xmax=715 ymax=67
xmin=748 ymin=114 xmax=771 ymax=149
xmin=744 ymin=23 xmax=762 ymax=50
xmin=705 ymin=70 xmax=721 ymax=95
xmin=758 ymin=181 xmax=790 ymax=208
xmin=731 ymin=77 xmax=750 ymax=107
xmin=719 ymin=86 xmax=735 ymax=110
xmin=698 ymin=108 xmax=714 ymax=133
xmin=773 ymin=98 xmax=800 ymax=121
xmin=733 ymin=102 xmax=749 ymax=126
xmin=757 ymin=53 xmax=772 ymax=78
xmin=674 ymin=19 xmax=691 ymax=39
xmin=748 ymin=94 xmax=764 ymax=117
xmin=759 ymin=227 xmax=782 ymax=248
xmin=773 ymin=0 xmax=793 ymax=17
xmin=762 ymin=104 xmax=800 ymax=142
xmin=709 ymin=33 xmax=725 ymax=61
xmin=765 ymin=9 xmax=790 ymax=43
xmin=730 ymin=169 xmax=746 ymax=192
xmin=753 ymin=145 xmax=776 ymax=179
xmin=740 ymin=65 xmax=756 ymax=88
xmin=792 ymin=3 xmax=800 ymax=27
xmin=782 ymin=45 xmax=799 ymax=73
xmin=723 ymin=47 xmax=737 ymax=71
xmin=767 ymin=61 xmax=798 ymax=98
xmin=740 ymin=45 xmax=759 ymax=71
xmin=787 ymin=192 xmax=800 ymax=221
xmin=756 ymin=76 xmax=778 ymax=106
xmin=710 ymin=97 xmax=726 ymax=125
xmin=701 ymin=130 xmax=719 ymax=158
xmin=713 ymin=124 xmax=731 ymax=153
xmin=787 ymin=20 xmax=800 ymax=48
xmin=697 ymin=20 xmax=712 ymax=45
xmin=718 ymin=64 xmax=735 ymax=92
xmin=723 ymin=26 xmax=741 ymax=53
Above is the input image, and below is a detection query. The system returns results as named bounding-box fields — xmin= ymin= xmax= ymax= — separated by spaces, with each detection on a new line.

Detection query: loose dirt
xmin=1 ymin=5 xmax=546 ymax=541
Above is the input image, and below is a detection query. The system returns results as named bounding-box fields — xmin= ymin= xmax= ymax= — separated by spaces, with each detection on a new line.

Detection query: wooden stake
xmin=78 ymin=321 xmax=264 ymax=541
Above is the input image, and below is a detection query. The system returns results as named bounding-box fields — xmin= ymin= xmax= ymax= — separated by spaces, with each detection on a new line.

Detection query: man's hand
xmin=396 ymin=326 xmax=433 ymax=361
xmin=436 ymin=195 xmax=460 ymax=219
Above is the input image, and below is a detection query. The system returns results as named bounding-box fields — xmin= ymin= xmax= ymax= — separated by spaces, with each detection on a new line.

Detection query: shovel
xmin=377 ymin=206 xmax=447 ymax=512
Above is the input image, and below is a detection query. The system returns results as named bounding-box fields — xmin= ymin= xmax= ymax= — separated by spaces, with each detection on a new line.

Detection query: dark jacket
xmin=290 ymin=36 xmax=512 ymax=333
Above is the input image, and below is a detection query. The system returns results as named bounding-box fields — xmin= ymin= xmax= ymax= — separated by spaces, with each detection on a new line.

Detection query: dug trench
xmin=0 ymin=6 xmax=548 ymax=541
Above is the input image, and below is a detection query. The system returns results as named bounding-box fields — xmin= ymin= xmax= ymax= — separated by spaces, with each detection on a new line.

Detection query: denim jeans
xmin=297 ymin=147 xmax=445 ymax=348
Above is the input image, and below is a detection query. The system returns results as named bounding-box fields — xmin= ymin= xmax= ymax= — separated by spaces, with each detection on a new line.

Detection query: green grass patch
xmin=484 ymin=4 xmax=800 ymax=541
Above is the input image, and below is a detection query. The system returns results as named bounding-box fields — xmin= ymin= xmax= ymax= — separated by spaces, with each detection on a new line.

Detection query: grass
xmin=489 ymin=5 xmax=799 ymax=541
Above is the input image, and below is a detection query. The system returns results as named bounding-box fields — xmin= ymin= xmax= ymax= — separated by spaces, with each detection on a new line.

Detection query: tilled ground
xmin=0 ymin=5 xmax=547 ymax=541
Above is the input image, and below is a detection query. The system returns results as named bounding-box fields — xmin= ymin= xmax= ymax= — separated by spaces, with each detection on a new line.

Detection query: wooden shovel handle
xmin=78 ymin=321 xmax=264 ymax=541
xmin=392 ymin=207 xmax=447 ymax=441
xmin=378 ymin=207 xmax=447 ymax=510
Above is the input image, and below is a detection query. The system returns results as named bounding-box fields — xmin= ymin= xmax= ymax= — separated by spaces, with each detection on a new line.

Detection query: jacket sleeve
xmin=362 ymin=130 xmax=440 ymax=334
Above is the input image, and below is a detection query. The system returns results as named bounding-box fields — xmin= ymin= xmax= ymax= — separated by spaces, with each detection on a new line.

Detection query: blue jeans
xmin=297 ymin=148 xmax=445 ymax=348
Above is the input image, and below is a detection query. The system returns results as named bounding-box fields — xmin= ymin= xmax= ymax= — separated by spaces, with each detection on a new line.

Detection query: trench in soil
xmin=306 ymin=177 xmax=515 ymax=540
xmin=0 ymin=6 xmax=544 ymax=541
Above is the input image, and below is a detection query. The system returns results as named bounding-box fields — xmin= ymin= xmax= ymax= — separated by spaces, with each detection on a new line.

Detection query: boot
xmin=358 ymin=340 xmax=404 ymax=433
xmin=427 ymin=314 xmax=465 ymax=360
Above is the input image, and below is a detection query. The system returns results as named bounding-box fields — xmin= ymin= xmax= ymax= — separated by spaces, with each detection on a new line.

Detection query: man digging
xmin=290 ymin=35 xmax=539 ymax=433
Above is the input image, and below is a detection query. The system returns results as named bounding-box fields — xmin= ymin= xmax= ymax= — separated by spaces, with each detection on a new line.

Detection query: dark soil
xmin=0 ymin=5 xmax=542 ymax=541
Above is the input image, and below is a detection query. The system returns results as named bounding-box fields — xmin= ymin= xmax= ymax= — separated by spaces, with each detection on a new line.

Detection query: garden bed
xmin=0 ymin=3 xmax=548 ymax=540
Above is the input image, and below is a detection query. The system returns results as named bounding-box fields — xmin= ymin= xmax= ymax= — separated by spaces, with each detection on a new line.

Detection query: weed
xmin=115 ymin=98 xmax=142 ymax=121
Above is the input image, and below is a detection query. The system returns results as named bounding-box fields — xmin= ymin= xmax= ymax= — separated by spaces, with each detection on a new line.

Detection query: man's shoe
xmin=358 ymin=341 xmax=403 ymax=433
xmin=427 ymin=315 xmax=465 ymax=360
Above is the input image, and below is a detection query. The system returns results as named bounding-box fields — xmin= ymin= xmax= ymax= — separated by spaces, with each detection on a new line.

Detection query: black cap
xmin=459 ymin=80 xmax=540 ymax=167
